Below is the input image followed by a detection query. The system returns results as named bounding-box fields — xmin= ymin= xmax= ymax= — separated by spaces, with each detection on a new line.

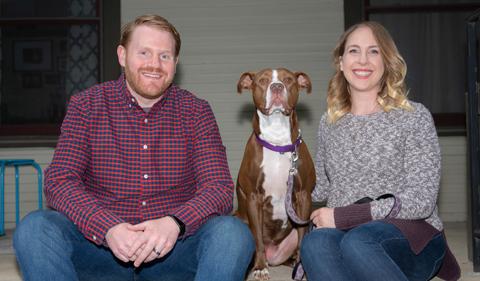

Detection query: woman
xmin=300 ymin=21 xmax=460 ymax=281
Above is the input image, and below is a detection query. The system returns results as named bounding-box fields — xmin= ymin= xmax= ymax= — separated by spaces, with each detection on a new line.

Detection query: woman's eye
xmin=369 ymin=49 xmax=380 ymax=55
xmin=348 ymin=48 xmax=359 ymax=54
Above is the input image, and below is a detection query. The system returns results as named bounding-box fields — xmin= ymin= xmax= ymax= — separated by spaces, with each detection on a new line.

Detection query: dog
xmin=235 ymin=68 xmax=316 ymax=280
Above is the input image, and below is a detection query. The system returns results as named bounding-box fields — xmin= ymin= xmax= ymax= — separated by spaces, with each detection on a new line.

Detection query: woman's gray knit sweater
xmin=312 ymin=101 xmax=443 ymax=231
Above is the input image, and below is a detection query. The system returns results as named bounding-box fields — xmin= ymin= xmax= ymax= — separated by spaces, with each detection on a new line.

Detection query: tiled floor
xmin=1 ymin=222 xmax=480 ymax=281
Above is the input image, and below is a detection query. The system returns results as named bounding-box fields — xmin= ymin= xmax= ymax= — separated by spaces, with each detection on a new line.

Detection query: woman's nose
xmin=358 ymin=51 xmax=368 ymax=64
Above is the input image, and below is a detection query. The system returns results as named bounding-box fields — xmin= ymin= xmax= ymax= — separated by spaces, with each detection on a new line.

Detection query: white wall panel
xmin=120 ymin=0 xmax=344 ymax=187
xmin=438 ymin=136 xmax=468 ymax=222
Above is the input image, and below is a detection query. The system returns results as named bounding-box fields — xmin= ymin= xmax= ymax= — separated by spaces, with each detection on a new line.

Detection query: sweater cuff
xmin=334 ymin=203 xmax=372 ymax=230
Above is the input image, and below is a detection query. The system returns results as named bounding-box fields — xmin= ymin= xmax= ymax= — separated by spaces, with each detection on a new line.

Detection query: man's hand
xmin=310 ymin=207 xmax=336 ymax=228
xmin=127 ymin=216 xmax=180 ymax=267
xmin=105 ymin=223 xmax=143 ymax=262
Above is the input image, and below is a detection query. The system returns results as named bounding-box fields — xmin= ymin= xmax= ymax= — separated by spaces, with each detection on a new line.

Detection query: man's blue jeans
xmin=300 ymin=221 xmax=445 ymax=281
xmin=13 ymin=210 xmax=255 ymax=281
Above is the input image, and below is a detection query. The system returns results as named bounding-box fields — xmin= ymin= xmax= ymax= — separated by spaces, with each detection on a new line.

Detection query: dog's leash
xmin=284 ymin=150 xmax=309 ymax=226
xmin=285 ymin=149 xmax=310 ymax=281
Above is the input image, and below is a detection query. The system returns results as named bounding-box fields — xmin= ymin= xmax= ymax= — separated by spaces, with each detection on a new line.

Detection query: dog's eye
xmin=258 ymin=78 xmax=268 ymax=85
xmin=283 ymin=77 xmax=293 ymax=84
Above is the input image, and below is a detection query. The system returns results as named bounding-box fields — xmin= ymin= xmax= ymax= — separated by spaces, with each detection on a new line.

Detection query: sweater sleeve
xmin=334 ymin=202 xmax=373 ymax=230
xmin=312 ymin=115 xmax=330 ymax=203
xmin=370 ymin=103 xmax=441 ymax=221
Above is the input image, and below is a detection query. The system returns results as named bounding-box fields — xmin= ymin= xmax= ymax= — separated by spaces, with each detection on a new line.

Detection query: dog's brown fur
xmin=235 ymin=68 xmax=315 ymax=280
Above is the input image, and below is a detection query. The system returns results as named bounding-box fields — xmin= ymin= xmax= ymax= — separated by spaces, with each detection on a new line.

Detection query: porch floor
xmin=0 ymin=222 xmax=479 ymax=281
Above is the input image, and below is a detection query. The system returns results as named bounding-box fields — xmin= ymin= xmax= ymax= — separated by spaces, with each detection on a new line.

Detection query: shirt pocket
xmin=153 ymin=137 xmax=190 ymax=189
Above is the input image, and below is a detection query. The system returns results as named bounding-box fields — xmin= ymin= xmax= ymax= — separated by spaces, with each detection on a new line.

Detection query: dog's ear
xmin=237 ymin=72 xmax=255 ymax=94
xmin=295 ymin=72 xmax=312 ymax=94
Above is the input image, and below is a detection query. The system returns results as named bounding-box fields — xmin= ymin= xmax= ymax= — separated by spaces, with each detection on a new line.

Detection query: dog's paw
xmin=253 ymin=268 xmax=270 ymax=280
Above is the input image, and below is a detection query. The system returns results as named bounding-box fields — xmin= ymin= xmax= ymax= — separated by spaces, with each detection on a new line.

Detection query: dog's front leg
xmin=246 ymin=192 xmax=270 ymax=281
xmin=294 ymin=185 xmax=312 ymax=262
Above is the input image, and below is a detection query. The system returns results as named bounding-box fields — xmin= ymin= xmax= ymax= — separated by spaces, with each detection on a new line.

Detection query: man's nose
xmin=149 ymin=54 xmax=165 ymax=66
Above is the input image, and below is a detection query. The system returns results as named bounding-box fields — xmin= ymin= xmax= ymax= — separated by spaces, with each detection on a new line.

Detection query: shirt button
xmin=131 ymin=98 xmax=135 ymax=103
xmin=142 ymin=201 xmax=146 ymax=206
xmin=92 ymin=235 xmax=97 ymax=241
xmin=143 ymin=144 xmax=148 ymax=149
xmin=144 ymin=118 xmax=148 ymax=124
xmin=129 ymin=104 xmax=132 ymax=108
xmin=144 ymin=174 xmax=149 ymax=179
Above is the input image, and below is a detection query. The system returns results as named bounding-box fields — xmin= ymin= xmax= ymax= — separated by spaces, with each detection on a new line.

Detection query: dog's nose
xmin=270 ymin=83 xmax=284 ymax=94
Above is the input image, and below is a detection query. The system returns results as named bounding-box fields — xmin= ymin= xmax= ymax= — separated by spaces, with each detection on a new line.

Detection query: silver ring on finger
xmin=153 ymin=247 xmax=161 ymax=256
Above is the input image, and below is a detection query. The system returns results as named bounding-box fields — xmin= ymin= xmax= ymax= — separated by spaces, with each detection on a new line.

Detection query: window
xmin=0 ymin=0 xmax=119 ymax=144
xmin=344 ymin=0 xmax=480 ymax=134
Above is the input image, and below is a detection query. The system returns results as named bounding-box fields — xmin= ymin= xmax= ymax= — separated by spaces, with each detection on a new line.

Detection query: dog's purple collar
xmin=255 ymin=133 xmax=302 ymax=153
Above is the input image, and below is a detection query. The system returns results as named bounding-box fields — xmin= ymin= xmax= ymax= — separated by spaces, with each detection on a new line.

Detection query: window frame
xmin=344 ymin=0 xmax=480 ymax=135
xmin=0 ymin=0 xmax=120 ymax=146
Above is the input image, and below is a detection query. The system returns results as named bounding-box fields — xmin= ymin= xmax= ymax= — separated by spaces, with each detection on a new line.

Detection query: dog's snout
xmin=270 ymin=83 xmax=284 ymax=94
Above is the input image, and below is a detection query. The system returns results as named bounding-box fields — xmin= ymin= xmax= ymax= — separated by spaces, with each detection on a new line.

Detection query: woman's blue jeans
xmin=300 ymin=221 xmax=446 ymax=281
xmin=13 ymin=210 xmax=255 ymax=281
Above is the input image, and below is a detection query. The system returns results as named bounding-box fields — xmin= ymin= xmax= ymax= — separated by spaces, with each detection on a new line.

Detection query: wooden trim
xmin=0 ymin=125 xmax=60 ymax=136
xmin=0 ymin=18 xmax=100 ymax=25
xmin=433 ymin=113 xmax=466 ymax=136
xmin=0 ymin=136 xmax=58 ymax=147
xmin=101 ymin=0 xmax=121 ymax=82
xmin=365 ymin=3 xmax=480 ymax=14
xmin=433 ymin=113 xmax=465 ymax=127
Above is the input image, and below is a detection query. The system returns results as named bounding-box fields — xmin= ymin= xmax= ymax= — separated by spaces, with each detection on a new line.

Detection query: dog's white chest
xmin=261 ymin=149 xmax=291 ymax=228
xmin=258 ymin=109 xmax=292 ymax=229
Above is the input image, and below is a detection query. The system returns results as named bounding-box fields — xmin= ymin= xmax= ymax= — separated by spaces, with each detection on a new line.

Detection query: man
xmin=14 ymin=14 xmax=254 ymax=281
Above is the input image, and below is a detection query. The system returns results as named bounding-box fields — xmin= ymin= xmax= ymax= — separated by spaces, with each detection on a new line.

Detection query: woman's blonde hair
xmin=327 ymin=21 xmax=413 ymax=123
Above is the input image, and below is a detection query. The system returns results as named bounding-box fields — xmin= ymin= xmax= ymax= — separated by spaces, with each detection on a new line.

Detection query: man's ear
xmin=117 ymin=45 xmax=126 ymax=68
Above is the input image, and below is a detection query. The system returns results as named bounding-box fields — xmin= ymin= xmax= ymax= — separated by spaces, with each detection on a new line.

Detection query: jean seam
xmin=379 ymin=237 xmax=406 ymax=248
xmin=428 ymin=251 xmax=446 ymax=279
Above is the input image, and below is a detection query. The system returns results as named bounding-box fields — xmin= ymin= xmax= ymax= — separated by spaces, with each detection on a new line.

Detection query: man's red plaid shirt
xmin=45 ymin=75 xmax=234 ymax=245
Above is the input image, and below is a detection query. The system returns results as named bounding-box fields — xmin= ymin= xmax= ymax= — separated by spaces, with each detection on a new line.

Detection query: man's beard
xmin=124 ymin=66 xmax=171 ymax=100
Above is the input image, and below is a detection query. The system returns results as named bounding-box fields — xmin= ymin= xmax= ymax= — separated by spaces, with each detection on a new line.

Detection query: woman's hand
xmin=310 ymin=207 xmax=336 ymax=228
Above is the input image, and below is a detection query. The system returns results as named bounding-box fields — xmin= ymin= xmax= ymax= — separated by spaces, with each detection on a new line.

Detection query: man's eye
xmin=160 ymin=54 xmax=173 ymax=61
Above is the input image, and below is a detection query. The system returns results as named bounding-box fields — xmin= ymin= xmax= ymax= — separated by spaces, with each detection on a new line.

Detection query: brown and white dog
xmin=235 ymin=68 xmax=316 ymax=280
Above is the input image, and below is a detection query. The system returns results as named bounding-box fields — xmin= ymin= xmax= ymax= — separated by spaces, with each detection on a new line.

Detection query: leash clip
xmin=289 ymin=151 xmax=298 ymax=175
